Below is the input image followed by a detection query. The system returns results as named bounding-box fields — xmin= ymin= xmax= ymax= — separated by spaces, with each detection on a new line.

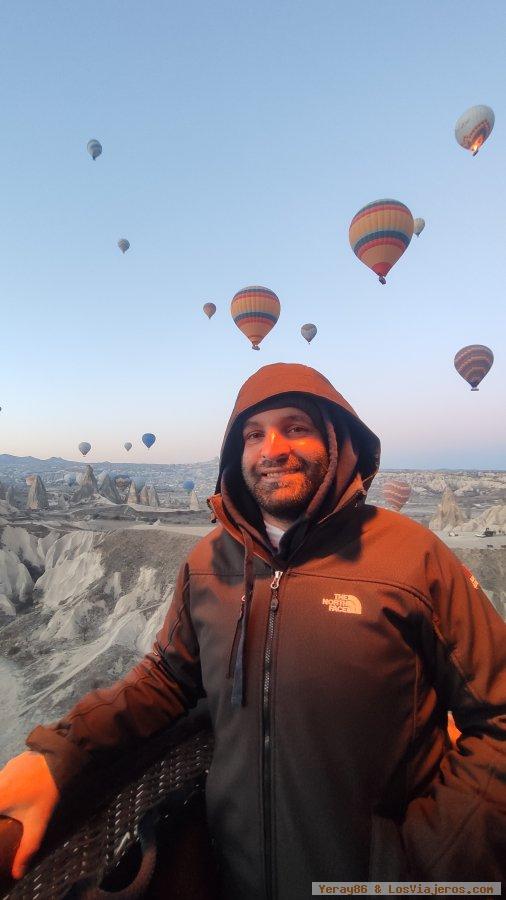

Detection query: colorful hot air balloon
xmin=381 ymin=480 xmax=411 ymax=512
xmin=413 ymin=218 xmax=425 ymax=237
xmin=124 ymin=442 xmax=132 ymax=451
xmin=118 ymin=239 xmax=130 ymax=254
xmin=231 ymin=286 xmax=280 ymax=350
xmin=183 ymin=478 xmax=195 ymax=492
xmin=87 ymin=139 xmax=102 ymax=161
xmin=203 ymin=302 xmax=216 ymax=319
xmin=349 ymin=199 xmax=414 ymax=284
xmin=455 ymin=105 xmax=495 ymax=156
xmin=78 ymin=442 xmax=91 ymax=456
xmin=301 ymin=323 xmax=317 ymax=344
xmin=454 ymin=345 xmax=494 ymax=391
xmin=142 ymin=432 xmax=156 ymax=449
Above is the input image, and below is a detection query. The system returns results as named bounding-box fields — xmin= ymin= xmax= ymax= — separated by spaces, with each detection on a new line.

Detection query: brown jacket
xmin=27 ymin=364 xmax=506 ymax=898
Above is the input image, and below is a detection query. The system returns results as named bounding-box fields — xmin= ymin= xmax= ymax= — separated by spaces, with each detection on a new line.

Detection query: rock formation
xmin=459 ymin=504 xmax=506 ymax=535
xmin=98 ymin=474 xmax=121 ymax=504
xmin=0 ymin=480 xmax=6 ymax=500
xmin=73 ymin=465 xmax=99 ymax=502
xmin=139 ymin=484 xmax=159 ymax=507
xmin=5 ymin=486 xmax=17 ymax=508
xmin=126 ymin=481 xmax=140 ymax=505
xmin=26 ymin=475 xmax=49 ymax=510
xmin=429 ymin=488 xmax=467 ymax=532
xmin=189 ymin=489 xmax=201 ymax=511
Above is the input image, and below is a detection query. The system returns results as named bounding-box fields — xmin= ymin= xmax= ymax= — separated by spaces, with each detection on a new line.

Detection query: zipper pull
xmin=270 ymin=570 xmax=283 ymax=611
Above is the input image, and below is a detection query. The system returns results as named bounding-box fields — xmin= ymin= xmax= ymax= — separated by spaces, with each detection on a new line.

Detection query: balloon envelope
xmin=454 ymin=345 xmax=494 ymax=390
xmin=349 ymin=199 xmax=414 ymax=284
xmin=301 ymin=323 xmax=317 ymax=344
xmin=231 ymin=286 xmax=280 ymax=350
xmin=413 ymin=218 xmax=425 ymax=237
xmin=203 ymin=302 xmax=216 ymax=319
xmin=78 ymin=442 xmax=91 ymax=456
xmin=455 ymin=105 xmax=494 ymax=155
xmin=87 ymin=139 xmax=102 ymax=160
xmin=118 ymin=239 xmax=130 ymax=254
xmin=183 ymin=479 xmax=195 ymax=492
xmin=381 ymin=480 xmax=411 ymax=511
xmin=124 ymin=442 xmax=132 ymax=451
xmin=142 ymin=433 xmax=156 ymax=449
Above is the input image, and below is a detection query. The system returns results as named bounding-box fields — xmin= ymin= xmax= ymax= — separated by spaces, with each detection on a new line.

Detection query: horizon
xmin=1 ymin=2 xmax=505 ymax=470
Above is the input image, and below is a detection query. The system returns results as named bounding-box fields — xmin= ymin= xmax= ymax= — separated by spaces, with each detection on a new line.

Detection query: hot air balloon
xmin=349 ymin=199 xmax=414 ymax=284
xmin=118 ymin=239 xmax=130 ymax=254
xmin=183 ymin=478 xmax=195 ymax=492
xmin=124 ymin=442 xmax=132 ymax=451
xmin=413 ymin=218 xmax=425 ymax=237
xmin=454 ymin=345 xmax=494 ymax=391
xmin=203 ymin=303 xmax=216 ymax=319
xmin=87 ymin=139 xmax=102 ymax=161
xmin=142 ymin=433 xmax=156 ymax=449
xmin=455 ymin=105 xmax=495 ymax=156
xmin=301 ymin=323 xmax=317 ymax=344
xmin=64 ymin=473 xmax=76 ymax=487
xmin=231 ymin=286 xmax=280 ymax=350
xmin=78 ymin=442 xmax=91 ymax=456
xmin=381 ymin=480 xmax=411 ymax=512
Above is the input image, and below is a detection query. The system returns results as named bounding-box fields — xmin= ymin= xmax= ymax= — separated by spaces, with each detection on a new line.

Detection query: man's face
xmin=241 ymin=406 xmax=329 ymax=522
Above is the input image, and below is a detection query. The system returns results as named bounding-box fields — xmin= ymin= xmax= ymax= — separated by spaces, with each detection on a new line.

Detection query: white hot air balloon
xmin=413 ymin=218 xmax=425 ymax=237
xmin=301 ymin=323 xmax=317 ymax=344
xmin=455 ymin=105 xmax=495 ymax=156
xmin=87 ymin=139 xmax=102 ymax=160
xmin=118 ymin=239 xmax=130 ymax=254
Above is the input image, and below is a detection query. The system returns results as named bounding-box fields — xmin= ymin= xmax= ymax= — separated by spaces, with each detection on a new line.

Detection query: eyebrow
xmin=242 ymin=413 xmax=312 ymax=430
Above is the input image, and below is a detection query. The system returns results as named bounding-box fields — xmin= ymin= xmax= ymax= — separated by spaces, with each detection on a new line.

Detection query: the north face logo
xmin=322 ymin=593 xmax=362 ymax=615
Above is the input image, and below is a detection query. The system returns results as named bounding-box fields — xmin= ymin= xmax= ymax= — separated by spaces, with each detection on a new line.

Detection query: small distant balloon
xmin=455 ymin=105 xmax=495 ymax=156
xmin=64 ymin=473 xmax=76 ymax=486
xmin=381 ymin=480 xmax=411 ymax=511
xmin=349 ymin=199 xmax=414 ymax=284
xmin=87 ymin=139 xmax=102 ymax=161
xmin=124 ymin=442 xmax=132 ymax=451
xmin=454 ymin=345 xmax=494 ymax=391
xmin=142 ymin=433 xmax=156 ymax=449
xmin=413 ymin=218 xmax=425 ymax=237
xmin=203 ymin=302 xmax=216 ymax=319
xmin=301 ymin=323 xmax=317 ymax=344
xmin=118 ymin=239 xmax=130 ymax=254
xmin=231 ymin=286 xmax=280 ymax=350
xmin=78 ymin=442 xmax=91 ymax=456
xmin=183 ymin=479 xmax=195 ymax=492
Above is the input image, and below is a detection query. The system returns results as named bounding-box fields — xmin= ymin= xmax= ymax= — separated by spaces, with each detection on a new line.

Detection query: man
xmin=1 ymin=363 xmax=505 ymax=897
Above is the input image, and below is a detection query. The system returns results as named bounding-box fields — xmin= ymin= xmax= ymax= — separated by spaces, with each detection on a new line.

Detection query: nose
xmin=260 ymin=428 xmax=291 ymax=461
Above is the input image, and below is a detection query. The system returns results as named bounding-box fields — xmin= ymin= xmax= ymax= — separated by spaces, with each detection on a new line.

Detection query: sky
xmin=0 ymin=1 xmax=505 ymax=469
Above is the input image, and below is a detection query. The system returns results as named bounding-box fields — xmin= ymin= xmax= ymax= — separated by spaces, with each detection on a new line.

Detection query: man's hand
xmin=0 ymin=750 xmax=60 ymax=879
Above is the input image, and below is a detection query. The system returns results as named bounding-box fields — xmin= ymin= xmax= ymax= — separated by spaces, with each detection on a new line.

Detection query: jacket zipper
xmin=263 ymin=569 xmax=282 ymax=900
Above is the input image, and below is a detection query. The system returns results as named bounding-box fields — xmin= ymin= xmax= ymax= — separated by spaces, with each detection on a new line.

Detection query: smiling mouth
xmin=259 ymin=470 xmax=300 ymax=480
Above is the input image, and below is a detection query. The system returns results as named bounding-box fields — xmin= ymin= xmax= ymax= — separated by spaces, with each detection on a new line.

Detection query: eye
xmin=288 ymin=425 xmax=309 ymax=434
xmin=244 ymin=431 xmax=263 ymax=442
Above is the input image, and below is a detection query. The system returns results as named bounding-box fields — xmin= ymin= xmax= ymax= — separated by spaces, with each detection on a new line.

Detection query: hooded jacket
xmin=27 ymin=364 xmax=506 ymax=898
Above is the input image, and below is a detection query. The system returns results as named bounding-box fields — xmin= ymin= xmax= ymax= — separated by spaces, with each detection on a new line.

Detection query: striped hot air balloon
xmin=349 ymin=199 xmax=414 ymax=284
xmin=454 ymin=345 xmax=494 ymax=391
xmin=381 ymin=480 xmax=411 ymax=512
xmin=230 ymin=286 xmax=280 ymax=350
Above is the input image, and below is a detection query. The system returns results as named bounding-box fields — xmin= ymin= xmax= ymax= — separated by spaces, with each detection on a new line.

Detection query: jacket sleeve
xmin=25 ymin=562 xmax=205 ymax=794
xmin=401 ymin=541 xmax=506 ymax=881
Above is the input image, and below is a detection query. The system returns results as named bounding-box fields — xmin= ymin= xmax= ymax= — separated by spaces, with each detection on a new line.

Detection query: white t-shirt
xmin=264 ymin=520 xmax=286 ymax=551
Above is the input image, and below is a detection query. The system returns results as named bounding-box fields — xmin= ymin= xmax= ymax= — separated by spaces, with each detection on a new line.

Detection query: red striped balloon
xmin=231 ymin=286 xmax=280 ymax=350
xmin=349 ymin=199 xmax=414 ymax=284
xmin=381 ymin=480 xmax=411 ymax=512
xmin=454 ymin=345 xmax=494 ymax=391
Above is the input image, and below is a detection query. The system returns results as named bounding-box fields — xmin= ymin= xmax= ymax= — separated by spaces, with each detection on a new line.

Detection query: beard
xmin=241 ymin=451 xmax=329 ymax=522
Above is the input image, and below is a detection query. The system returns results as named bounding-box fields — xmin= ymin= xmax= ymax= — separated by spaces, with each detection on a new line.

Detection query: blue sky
xmin=1 ymin=1 xmax=504 ymax=468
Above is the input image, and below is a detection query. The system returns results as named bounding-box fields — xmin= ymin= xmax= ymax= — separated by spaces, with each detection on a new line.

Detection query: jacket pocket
xmin=368 ymin=814 xmax=412 ymax=881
